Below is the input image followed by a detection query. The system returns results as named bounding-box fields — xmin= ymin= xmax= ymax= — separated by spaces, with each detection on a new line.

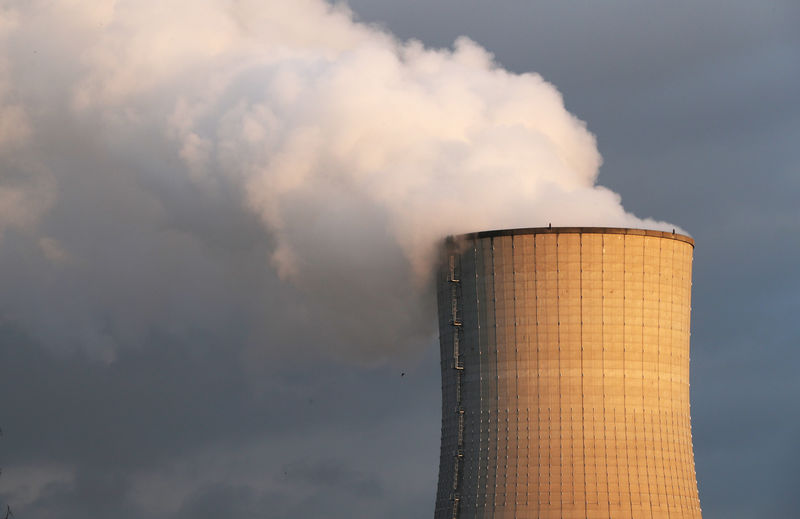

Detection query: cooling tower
xmin=434 ymin=227 xmax=701 ymax=519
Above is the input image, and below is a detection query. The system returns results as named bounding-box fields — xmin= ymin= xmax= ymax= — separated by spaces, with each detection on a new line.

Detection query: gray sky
xmin=1 ymin=1 xmax=799 ymax=518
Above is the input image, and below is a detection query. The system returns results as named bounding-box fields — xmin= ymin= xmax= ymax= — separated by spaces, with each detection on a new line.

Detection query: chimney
xmin=434 ymin=227 xmax=701 ymax=518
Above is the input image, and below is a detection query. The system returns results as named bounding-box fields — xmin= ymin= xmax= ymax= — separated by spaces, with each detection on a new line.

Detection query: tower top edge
xmin=450 ymin=227 xmax=694 ymax=247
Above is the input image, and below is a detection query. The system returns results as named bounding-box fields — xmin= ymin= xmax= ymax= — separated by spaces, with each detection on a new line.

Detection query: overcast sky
xmin=1 ymin=1 xmax=799 ymax=518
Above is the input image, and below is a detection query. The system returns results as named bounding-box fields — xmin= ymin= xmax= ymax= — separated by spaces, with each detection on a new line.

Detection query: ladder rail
xmin=448 ymin=253 xmax=465 ymax=519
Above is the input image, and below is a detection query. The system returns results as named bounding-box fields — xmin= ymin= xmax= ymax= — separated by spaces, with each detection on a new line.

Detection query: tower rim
xmin=450 ymin=226 xmax=694 ymax=247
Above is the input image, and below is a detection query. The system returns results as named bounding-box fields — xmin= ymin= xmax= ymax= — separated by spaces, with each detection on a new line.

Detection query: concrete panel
xmin=435 ymin=227 xmax=701 ymax=518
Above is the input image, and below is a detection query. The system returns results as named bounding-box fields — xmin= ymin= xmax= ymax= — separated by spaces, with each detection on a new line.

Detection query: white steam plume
xmin=0 ymin=0 xmax=678 ymax=359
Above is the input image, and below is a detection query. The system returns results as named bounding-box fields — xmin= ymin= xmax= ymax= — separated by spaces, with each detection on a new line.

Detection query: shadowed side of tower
xmin=434 ymin=227 xmax=701 ymax=519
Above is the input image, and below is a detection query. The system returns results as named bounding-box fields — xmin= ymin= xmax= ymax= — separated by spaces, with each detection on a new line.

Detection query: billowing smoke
xmin=0 ymin=0 xmax=676 ymax=361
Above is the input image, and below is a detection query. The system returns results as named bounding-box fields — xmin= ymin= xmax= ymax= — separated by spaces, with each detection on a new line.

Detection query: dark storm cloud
xmin=348 ymin=1 xmax=799 ymax=93
xmin=0 ymin=321 xmax=439 ymax=518
xmin=1 ymin=1 xmax=798 ymax=518
xmin=280 ymin=459 xmax=384 ymax=498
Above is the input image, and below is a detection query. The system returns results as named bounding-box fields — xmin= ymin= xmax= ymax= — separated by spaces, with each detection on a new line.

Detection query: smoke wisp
xmin=0 ymin=0 xmax=677 ymax=360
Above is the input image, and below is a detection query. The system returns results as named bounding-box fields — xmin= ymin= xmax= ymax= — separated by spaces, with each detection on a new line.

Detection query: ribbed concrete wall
xmin=435 ymin=228 xmax=701 ymax=519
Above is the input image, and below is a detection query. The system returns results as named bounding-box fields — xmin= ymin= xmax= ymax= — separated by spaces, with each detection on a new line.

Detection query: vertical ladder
xmin=448 ymin=253 xmax=464 ymax=519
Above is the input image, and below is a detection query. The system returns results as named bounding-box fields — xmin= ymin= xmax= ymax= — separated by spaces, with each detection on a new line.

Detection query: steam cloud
xmin=0 ymin=0 xmax=677 ymax=360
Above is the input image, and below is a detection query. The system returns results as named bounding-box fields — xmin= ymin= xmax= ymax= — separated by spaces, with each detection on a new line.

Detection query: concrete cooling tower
xmin=434 ymin=227 xmax=701 ymax=519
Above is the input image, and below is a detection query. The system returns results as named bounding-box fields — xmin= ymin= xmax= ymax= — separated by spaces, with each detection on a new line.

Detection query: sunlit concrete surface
xmin=435 ymin=227 xmax=701 ymax=519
